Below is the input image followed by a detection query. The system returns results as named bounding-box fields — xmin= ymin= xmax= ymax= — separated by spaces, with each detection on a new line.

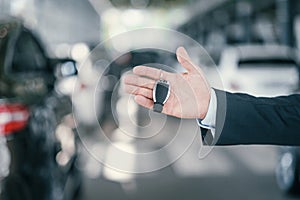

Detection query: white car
xmin=219 ymin=45 xmax=299 ymax=97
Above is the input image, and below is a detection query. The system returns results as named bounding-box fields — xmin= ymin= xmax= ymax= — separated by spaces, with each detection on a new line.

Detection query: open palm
xmin=123 ymin=47 xmax=211 ymax=119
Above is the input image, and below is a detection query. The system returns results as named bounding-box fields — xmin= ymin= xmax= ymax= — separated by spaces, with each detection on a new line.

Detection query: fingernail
xmin=133 ymin=66 xmax=138 ymax=73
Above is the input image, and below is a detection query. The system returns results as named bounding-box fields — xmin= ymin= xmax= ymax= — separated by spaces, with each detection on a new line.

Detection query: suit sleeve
xmin=213 ymin=89 xmax=300 ymax=146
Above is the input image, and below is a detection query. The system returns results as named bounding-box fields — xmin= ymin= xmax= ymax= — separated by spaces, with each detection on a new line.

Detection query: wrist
xmin=199 ymin=88 xmax=217 ymax=129
xmin=199 ymin=88 xmax=211 ymax=119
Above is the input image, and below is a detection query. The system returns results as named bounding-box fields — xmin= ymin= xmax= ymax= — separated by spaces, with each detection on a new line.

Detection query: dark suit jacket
xmin=201 ymin=89 xmax=300 ymax=146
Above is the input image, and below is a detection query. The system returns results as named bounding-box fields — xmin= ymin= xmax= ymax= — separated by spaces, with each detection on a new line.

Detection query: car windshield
xmin=11 ymin=30 xmax=47 ymax=73
xmin=238 ymin=59 xmax=298 ymax=68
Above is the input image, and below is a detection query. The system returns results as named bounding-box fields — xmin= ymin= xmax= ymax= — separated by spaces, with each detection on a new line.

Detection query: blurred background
xmin=0 ymin=0 xmax=300 ymax=200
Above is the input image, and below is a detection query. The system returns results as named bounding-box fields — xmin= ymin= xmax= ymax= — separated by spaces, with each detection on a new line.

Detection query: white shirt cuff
xmin=196 ymin=89 xmax=217 ymax=136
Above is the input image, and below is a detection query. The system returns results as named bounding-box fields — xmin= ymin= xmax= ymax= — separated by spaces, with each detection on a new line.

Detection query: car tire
xmin=276 ymin=147 xmax=300 ymax=195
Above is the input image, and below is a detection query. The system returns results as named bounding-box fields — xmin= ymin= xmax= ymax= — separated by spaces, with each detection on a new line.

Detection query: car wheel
xmin=276 ymin=147 xmax=300 ymax=194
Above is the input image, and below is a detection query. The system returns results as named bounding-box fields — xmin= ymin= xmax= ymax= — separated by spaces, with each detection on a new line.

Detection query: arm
xmin=123 ymin=46 xmax=300 ymax=146
xmin=214 ymin=89 xmax=300 ymax=145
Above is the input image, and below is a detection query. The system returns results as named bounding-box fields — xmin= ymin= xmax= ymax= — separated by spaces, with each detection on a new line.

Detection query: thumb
xmin=176 ymin=46 xmax=199 ymax=73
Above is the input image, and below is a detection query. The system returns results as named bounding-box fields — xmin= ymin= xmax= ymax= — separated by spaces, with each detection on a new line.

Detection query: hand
xmin=123 ymin=47 xmax=211 ymax=119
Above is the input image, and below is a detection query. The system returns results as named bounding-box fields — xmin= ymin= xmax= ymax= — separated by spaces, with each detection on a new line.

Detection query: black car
xmin=0 ymin=17 xmax=81 ymax=200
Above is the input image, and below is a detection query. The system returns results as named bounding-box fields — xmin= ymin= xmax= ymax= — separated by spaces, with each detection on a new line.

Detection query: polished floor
xmin=76 ymin=114 xmax=299 ymax=200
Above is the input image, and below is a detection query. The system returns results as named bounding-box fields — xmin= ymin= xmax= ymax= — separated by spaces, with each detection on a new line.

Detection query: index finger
xmin=133 ymin=66 xmax=172 ymax=80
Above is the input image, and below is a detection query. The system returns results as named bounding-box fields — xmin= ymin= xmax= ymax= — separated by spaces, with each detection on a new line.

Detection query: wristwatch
xmin=153 ymin=79 xmax=170 ymax=113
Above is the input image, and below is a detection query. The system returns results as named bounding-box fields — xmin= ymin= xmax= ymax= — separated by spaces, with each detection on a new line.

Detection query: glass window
xmin=11 ymin=29 xmax=48 ymax=73
xmin=238 ymin=59 xmax=298 ymax=69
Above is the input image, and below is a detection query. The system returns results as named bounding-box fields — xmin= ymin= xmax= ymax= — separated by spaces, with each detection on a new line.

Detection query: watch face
xmin=155 ymin=82 xmax=169 ymax=103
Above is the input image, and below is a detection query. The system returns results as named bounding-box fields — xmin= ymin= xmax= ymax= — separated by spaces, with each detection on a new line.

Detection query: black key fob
xmin=153 ymin=80 xmax=170 ymax=113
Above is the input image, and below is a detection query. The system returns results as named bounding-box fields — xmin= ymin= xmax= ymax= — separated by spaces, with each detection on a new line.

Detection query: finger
xmin=176 ymin=46 xmax=199 ymax=73
xmin=124 ymin=85 xmax=153 ymax=99
xmin=134 ymin=95 xmax=153 ymax=109
xmin=133 ymin=66 xmax=172 ymax=80
xmin=123 ymin=74 xmax=155 ymax=89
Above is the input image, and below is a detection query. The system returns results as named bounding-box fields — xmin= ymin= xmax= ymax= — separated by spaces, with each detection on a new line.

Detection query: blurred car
xmin=219 ymin=44 xmax=300 ymax=195
xmin=0 ymin=17 xmax=81 ymax=200
xmin=219 ymin=44 xmax=299 ymax=97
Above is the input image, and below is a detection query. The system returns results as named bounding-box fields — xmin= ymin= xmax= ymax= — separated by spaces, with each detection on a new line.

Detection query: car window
xmin=238 ymin=59 xmax=298 ymax=68
xmin=11 ymin=29 xmax=48 ymax=73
